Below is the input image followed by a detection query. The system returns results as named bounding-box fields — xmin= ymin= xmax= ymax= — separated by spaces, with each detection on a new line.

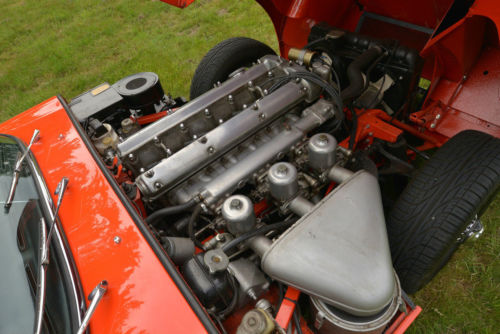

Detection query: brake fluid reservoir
xmin=92 ymin=123 xmax=119 ymax=155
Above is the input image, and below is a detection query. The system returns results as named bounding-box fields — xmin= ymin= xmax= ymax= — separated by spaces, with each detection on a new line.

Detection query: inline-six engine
xmin=72 ymin=26 xmax=423 ymax=333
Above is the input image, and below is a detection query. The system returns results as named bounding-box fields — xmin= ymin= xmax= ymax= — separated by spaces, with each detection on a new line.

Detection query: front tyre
xmin=387 ymin=130 xmax=500 ymax=294
xmin=190 ymin=37 xmax=276 ymax=100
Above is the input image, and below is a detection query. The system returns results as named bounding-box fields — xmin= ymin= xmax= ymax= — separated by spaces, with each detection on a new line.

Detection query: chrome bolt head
xmin=230 ymin=198 xmax=243 ymax=210
xmin=276 ymin=164 xmax=289 ymax=176
xmin=317 ymin=134 xmax=329 ymax=145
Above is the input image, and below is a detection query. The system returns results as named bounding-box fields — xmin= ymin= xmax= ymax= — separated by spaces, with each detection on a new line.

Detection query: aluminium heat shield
xmin=261 ymin=170 xmax=396 ymax=317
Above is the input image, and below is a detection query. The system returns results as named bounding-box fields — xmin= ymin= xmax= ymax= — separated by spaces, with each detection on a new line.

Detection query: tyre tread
xmin=387 ymin=130 xmax=500 ymax=293
xmin=190 ymin=37 xmax=275 ymax=99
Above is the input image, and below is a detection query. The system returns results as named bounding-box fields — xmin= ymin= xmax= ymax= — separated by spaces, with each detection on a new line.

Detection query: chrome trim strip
xmin=2 ymin=134 xmax=86 ymax=332
xmin=58 ymin=96 xmax=220 ymax=333
xmin=26 ymin=152 xmax=86 ymax=331
xmin=33 ymin=217 xmax=48 ymax=334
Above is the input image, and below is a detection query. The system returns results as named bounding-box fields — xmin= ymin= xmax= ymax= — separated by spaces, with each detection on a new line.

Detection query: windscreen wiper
xmin=33 ymin=216 xmax=48 ymax=334
xmin=33 ymin=177 xmax=69 ymax=334
xmin=5 ymin=129 xmax=40 ymax=211
xmin=76 ymin=280 xmax=108 ymax=334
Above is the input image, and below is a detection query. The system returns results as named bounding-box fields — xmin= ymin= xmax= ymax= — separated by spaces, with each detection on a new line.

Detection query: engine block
xmin=168 ymin=99 xmax=335 ymax=207
xmin=78 ymin=43 xmax=406 ymax=333
xmin=118 ymin=55 xmax=330 ymax=201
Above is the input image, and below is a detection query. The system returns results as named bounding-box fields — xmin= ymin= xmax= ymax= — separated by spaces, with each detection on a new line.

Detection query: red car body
xmin=0 ymin=98 xmax=209 ymax=333
xmin=1 ymin=0 xmax=498 ymax=333
xmin=165 ymin=0 xmax=500 ymax=143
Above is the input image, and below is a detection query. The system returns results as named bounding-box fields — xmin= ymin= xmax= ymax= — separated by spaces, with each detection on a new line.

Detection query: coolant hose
xmin=341 ymin=46 xmax=383 ymax=101
xmin=145 ymin=198 xmax=197 ymax=225
xmin=188 ymin=205 xmax=205 ymax=249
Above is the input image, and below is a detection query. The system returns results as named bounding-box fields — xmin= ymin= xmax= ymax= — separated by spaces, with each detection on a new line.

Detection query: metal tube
xmin=328 ymin=166 xmax=354 ymax=183
xmin=248 ymin=235 xmax=273 ymax=258
xmin=289 ymin=196 xmax=315 ymax=216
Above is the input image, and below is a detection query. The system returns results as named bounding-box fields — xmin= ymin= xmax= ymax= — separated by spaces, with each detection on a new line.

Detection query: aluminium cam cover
xmin=261 ymin=170 xmax=396 ymax=317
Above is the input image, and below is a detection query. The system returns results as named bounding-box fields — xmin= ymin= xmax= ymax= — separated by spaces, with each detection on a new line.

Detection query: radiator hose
xmin=341 ymin=46 xmax=383 ymax=101
xmin=145 ymin=198 xmax=197 ymax=225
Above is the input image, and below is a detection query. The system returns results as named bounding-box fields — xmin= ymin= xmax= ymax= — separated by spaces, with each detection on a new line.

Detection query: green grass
xmin=0 ymin=0 xmax=498 ymax=332
xmin=408 ymin=199 xmax=500 ymax=334
xmin=0 ymin=0 xmax=278 ymax=118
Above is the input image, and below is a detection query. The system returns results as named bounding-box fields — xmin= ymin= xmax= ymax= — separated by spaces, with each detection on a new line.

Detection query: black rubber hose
xmin=363 ymin=51 xmax=387 ymax=91
xmin=293 ymin=307 xmax=304 ymax=334
xmin=341 ymin=46 xmax=383 ymax=101
xmin=188 ymin=205 xmax=205 ymax=249
xmin=145 ymin=199 xmax=197 ymax=225
xmin=218 ymin=274 xmax=239 ymax=319
xmin=268 ymin=72 xmax=343 ymax=113
xmin=276 ymin=282 xmax=285 ymax=309
xmin=304 ymin=37 xmax=326 ymax=49
xmin=222 ymin=219 xmax=296 ymax=253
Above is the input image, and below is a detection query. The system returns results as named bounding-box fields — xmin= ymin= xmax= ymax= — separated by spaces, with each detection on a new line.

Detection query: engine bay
xmin=70 ymin=25 xmax=426 ymax=333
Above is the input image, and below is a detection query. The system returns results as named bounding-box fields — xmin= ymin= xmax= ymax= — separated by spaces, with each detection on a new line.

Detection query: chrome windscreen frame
xmin=1 ymin=134 xmax=86 ymax=333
